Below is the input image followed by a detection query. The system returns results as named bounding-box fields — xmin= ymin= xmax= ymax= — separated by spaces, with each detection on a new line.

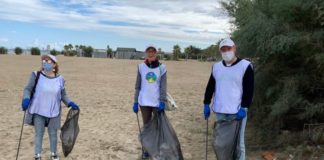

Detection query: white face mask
xmin=221 ymin=51 xmax=235 ymax=62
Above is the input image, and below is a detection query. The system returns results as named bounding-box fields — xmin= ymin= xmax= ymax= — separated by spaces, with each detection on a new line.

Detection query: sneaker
xmin=51 ymin=152 xmax=59 ymax=160
xmin=142 ymin=151 xmax=149 ymax=159
xmin=34 ymin=154 xmax=41 ymax=160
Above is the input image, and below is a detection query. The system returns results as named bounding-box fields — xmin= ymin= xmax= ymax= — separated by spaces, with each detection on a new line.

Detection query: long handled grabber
xmin=16 ymin=111 xmax=26 ymax=160
xmin=205 ymin=119 xmax=209 ymax=160
xmin=136 ymin=113 xmax=145 ymax=159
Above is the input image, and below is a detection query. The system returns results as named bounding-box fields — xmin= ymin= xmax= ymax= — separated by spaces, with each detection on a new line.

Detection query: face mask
xmin=43 ymin=63 xmax=54 ymax=72
xmin=221 ymin=51 xmax=235 ymax=62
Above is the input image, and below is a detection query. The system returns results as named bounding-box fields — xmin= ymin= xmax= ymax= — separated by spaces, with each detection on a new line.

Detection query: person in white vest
xmin=203 ymin=38 xmax=254 ymax=160
xmin=21 ymin=54 xmax=80 ymax=160
xmin=132 ymin=46 xmax=167 ymax=158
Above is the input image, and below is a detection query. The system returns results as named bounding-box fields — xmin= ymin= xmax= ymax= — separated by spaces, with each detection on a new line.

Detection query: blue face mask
xmin=43 ymin=63 xmax=54 ymax=72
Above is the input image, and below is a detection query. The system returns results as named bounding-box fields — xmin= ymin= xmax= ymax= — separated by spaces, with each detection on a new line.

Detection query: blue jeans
xmin=33 ymin=114 xmax=57 ymax=155
xmin=215 ymin=109 xmax=248 ymax=160
xmin=239 ymin=109 xmax=247 ymax=160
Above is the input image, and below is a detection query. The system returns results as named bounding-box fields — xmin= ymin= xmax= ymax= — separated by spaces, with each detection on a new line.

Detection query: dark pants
xmin=140 ymin=106 xmax=158 ymax=155
xmin=140 ymin=106 xmax=157 ymax=125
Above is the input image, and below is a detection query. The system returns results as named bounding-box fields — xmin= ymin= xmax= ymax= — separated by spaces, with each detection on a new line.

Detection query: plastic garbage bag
xmin=140 ymin=111 xmax=184 ymax=160
xmin=60 ymin=109 xmax=80 ymax=157
xmin=213 ymin=119 xmax=241 ymax=160
xmin=165 ymin=93 xmax=178 ymax=111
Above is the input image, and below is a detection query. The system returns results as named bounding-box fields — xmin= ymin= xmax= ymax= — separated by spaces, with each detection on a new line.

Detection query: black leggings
xmin=140 ymin=106 xmax=157 ymax=125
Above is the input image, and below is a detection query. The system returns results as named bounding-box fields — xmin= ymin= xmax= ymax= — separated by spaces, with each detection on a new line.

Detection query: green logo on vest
xmin=146 ymin=72 xmax=157 ymax=83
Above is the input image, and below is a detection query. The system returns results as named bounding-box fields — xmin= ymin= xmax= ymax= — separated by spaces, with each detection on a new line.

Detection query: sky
xmin=0 ymin=0 xmax=232 ymax=52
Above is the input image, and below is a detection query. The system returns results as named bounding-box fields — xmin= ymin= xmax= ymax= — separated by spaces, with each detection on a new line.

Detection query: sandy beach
xmin=0 ymin=55 xmax=262 ymax=160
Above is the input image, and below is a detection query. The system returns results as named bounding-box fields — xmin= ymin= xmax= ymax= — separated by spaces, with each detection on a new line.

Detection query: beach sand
xmin=0 ymin=55 xmax=262 ymax=160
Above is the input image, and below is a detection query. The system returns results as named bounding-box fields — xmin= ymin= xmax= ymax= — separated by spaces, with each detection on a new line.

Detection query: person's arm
xmin=134 ymin=67 xmax=141 ymax=103
xmin=61 ymin=80 xmax=72 ymax=106
xmin=160 ymin=72 xmax=167 ymax=103
xmin=203 ymin=73 xmax=215 ymax=105
xmin=241 ymin=64 xmax=254 ymax=108
xmin=23 ymin=72 xmax=36 ymax=99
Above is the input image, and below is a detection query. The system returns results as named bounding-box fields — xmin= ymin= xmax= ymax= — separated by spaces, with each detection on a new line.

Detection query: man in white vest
xmin=203 ymin=38 xmax=254 ymax=160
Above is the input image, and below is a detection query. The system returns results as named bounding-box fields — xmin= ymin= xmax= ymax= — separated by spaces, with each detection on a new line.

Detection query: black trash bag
xmin=140 ymin=111 xmax=184 ymax=160
xmin=213 ymin=119 xmax=241 ymax=160
xmin=60 ymin=109 xmax=80 ymax=157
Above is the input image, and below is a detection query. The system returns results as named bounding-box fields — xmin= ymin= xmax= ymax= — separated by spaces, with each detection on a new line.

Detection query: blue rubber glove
xmin=236 ymin=107 xmax=247 ymax=120
xmin=21 ymin=98 xmax=30 ymax=111
xmin=68 ymin=102 xmax=79 ymax=110
xmin=204 ymin=104 xmax=210 ymax=120
xmin=133 ymin=103 xmax=139 ymax=113
xmin=158 ymin=102 xmax=165 ymax=112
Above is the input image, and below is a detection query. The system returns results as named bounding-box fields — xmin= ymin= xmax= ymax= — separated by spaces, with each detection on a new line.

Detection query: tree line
xmin=0 ymin=43 xmax=223 ymax=61
xmin=0 ymin=46 xmax=42 ymax=55
xmin=0 ymin=44 xmax=95 ymax=57
xmin=222 ymin=0 xmax=324 ymax=148
xmin=169 ymin=44 xmax=221 ymax=61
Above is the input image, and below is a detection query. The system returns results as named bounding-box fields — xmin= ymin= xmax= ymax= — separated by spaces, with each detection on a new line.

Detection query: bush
xmin=0 ymin=46 xmax=8 ymax=54
xmin=63 ymin=50 xmax=77 ymax=56
xmin=82 ymin=46 xmax=93 ymax=58
xmin=50 ymin=49 xmax=59 ymax=56
xmin=164 ymin=54 xmax=172 ymax=61
xmin=15 ymin=47 xmax=23 ymax=55
xmin=31 ymin=47 xmax=40 ymax=55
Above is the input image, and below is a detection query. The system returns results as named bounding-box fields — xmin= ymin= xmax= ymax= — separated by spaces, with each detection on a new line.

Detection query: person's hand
xmin=236 ymin=107 xmax=247 ymax=120
xmin=158 ymin=102 xmax=165 ymax=112
xmin=68 ymin=102 xmax=80 ymax=110
xmin=204 ymin=104 xmax=210 ymax=120
xmin=21 ymin=98 xmax=30 ymax=111
xmin=133 ymin=103 xmax=139 ymax=113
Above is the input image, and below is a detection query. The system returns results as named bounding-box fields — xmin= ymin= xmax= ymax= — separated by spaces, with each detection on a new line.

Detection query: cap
xmin=219 ymin=38 xmax=235 ymax=49
xmin=145 ymin=45 xmax=157 ymax=52
xmin=42 ymin=54 xmax=57 ymax=63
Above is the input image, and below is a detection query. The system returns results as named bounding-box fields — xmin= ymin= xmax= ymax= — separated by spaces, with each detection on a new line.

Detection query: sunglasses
xmin=42 ymin=59 xmax=53 ymax=64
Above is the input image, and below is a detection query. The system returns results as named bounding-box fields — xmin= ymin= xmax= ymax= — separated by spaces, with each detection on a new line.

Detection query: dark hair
xmin=54 ymin=63 xmax=59 ymax=74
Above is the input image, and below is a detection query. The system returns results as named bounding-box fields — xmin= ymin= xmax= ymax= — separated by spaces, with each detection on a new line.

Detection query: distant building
xmin=40 ymin=49 xmax=49 ymax=55
xmin=114 ymin=47 xmax=145 ymax=59
xmin=76 ymin=48 xmax=83 ymax=57
xmin=23 ymin=49 xmax=31 ymax=55
xmin=92 ymin=49 xmax=107 ymax=58
xmin=8 ymin=49 xmax=15 ymax=55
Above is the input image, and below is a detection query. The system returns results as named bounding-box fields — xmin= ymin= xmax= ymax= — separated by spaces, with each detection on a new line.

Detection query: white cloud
xmin=27 ymin=38 xmax=64 ymax=50
xmin=0 ymin=38 xmax=9 ymax=43
xmin=46 ymin=42 xmax=66 ymax=50
xmin=0 ymin=0 xmax=231 ymax=44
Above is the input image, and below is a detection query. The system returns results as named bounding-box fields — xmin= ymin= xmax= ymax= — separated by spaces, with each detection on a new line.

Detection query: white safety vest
xmin=212 ymin=59 xmax=251 ymax=114
xmin=138 ymin=63 xmax=166 ymax=107
xmin=29 ymin=72 xmax=64 ymax=118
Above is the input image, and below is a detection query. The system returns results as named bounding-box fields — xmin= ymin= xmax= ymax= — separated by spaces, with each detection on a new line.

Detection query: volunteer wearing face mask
xmin=21 ymin=54 xmax=80 ymax=160
xmin=203 ymin=38 xmax=254 ymax=160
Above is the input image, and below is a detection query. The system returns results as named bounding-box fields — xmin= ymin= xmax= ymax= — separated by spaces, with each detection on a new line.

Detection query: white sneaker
xmin=51 ymin=152 xmax=59 ymax=160
xmin=34 ymin=154 xmax=41 ymax=160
